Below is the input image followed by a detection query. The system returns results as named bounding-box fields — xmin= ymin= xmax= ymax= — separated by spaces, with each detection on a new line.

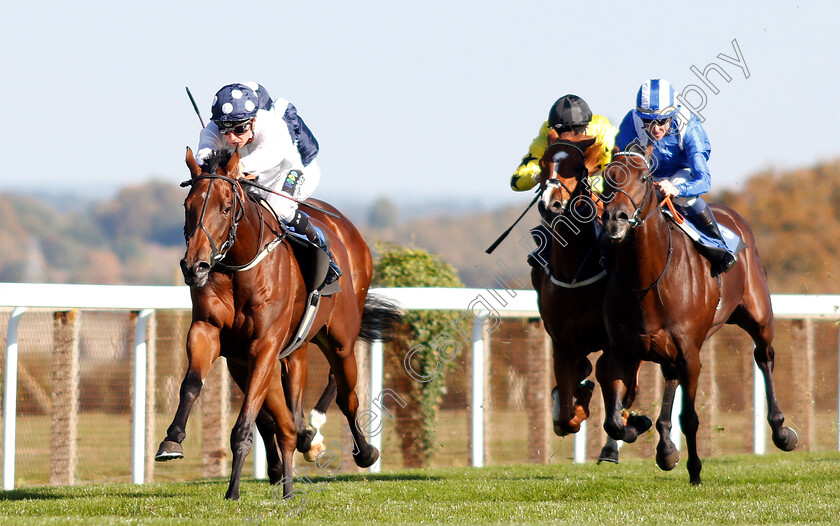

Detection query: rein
xmin=182 ymin=174 xmax=284 ymax=272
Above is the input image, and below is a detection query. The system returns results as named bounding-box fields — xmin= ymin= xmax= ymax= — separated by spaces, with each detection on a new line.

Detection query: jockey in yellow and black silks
xmin=511 ymin=95 xmax=618 ymax=194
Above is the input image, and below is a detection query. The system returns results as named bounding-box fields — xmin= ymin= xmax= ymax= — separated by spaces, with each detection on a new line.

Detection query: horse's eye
xmin=223 ymin=205 xmax=232 ymax=215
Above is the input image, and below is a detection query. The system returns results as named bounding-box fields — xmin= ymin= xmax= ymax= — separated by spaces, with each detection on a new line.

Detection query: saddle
xmin=259 ymin=199 xmax=342 ymax=360
xmin=661 ymin=206 xmax=749 ymax=265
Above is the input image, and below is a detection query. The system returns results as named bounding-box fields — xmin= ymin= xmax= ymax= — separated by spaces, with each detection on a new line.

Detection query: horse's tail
xmin=358 ymin=293 xmax=403 ymax=343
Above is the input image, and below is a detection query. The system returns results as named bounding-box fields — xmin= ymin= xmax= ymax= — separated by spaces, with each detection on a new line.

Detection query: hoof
xmin=553 ymin=423 xmax=569 ymax=437
xmin=224 ymin=489 xmax=240 ymax=501
xmin=773 ymin=426 xmax=799 ymax=452
xmin=353 ymin=446 xmax=380 ymax=468
xmin=597 ymin=445 xmax=619 ymax=464
xmin=656 ymin=446 xmax=680 ymax=471
xmin=154 ymin=440 xmax=184 ymax=461
xmin=627 ymin=413 xmax=653 ymax=435
xmin=303 ymin=440 xmax=326 ymax=462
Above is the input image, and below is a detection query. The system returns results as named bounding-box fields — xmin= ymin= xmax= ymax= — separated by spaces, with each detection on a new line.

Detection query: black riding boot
xmin=695 ymin=206 xmax=736 ymax=274
xmin=289 ymin=210 xmax=343 ymax=284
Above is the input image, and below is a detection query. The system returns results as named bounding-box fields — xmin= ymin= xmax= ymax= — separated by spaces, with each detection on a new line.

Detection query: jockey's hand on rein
xmin=655 ymin=180 xmax=679 ymax=198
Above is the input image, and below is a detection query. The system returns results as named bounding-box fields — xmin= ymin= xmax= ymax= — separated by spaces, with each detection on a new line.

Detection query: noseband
xmin=182 ymin=174 xmax=274 ymax=271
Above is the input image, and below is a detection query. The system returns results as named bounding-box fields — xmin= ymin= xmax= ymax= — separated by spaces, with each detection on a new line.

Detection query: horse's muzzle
xmin=181 ymin=258 xmax=211 ymax=287
xmin=602 ymin=210 xmax=630 ymax=242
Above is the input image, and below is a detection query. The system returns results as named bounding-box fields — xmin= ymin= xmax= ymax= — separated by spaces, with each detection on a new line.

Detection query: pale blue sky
xmin=4 ymin=1 xmax=837 ymax=207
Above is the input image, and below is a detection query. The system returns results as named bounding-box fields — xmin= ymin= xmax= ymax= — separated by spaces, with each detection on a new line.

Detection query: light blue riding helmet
xmin=635 ymin=79 xmax=679 ymax=120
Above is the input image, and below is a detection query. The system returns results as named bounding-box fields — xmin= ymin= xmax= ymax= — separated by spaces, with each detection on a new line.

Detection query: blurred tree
xmin=372 ymin=243 xmax=464 ymax=467
xmin=367 ymin=196 xmax=400 ymax=229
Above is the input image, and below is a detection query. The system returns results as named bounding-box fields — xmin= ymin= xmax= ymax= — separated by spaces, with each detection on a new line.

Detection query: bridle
xmin=182 ymin=174 xmax=278 ymax=271
xmin=607 ymin=150 xmax=673 ymax=295
xmin=540 ymin=140 xmax=607 ymax=288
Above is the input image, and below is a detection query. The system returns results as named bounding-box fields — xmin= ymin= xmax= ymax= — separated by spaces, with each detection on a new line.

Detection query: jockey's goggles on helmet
xmin=217 ymin=120 xmax=253 ymax=135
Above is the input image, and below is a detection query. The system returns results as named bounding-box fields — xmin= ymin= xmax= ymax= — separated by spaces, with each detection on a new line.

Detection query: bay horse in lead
xmin=157 ymin=147 xmax=400 ymax=500
xmin=598 ymin=146 xmax=797 ymax=484
xmin=531 ymin=130 xmax=621 ymax=461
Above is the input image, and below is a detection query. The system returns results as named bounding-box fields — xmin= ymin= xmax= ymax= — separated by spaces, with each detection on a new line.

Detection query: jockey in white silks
xmin=614 ymin=78 xmax=737 ymax=274
xmin=196 ymin=82 xmax=341 ymax=284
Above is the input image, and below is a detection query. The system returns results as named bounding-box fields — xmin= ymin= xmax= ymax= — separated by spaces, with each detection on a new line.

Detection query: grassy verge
xmin=0 ymin=451 xmax=838 ymax=525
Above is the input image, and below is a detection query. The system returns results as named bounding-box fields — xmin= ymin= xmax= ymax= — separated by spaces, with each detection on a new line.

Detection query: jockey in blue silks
xmin=615 ymin=78 xmax=737 ymax=274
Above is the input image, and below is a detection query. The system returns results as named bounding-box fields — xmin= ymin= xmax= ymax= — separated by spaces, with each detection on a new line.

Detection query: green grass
xmin=0 ymin=451 xmax=838 ymax=525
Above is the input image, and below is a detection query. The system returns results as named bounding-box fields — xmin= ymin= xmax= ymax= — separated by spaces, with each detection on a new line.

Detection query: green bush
xmin=373 ymin=243 xmax=465 ymax=467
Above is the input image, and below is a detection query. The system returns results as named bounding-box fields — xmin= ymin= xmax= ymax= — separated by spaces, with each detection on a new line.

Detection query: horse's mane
xmin=201 ymin=149 xmax=234 ymax=174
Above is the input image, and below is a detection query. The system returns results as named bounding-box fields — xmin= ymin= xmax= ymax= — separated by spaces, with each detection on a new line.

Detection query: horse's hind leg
xmin=317 ymin=338 xmax=379 ymax=468
xmin=155 ymin=322 xmax=220 ymax=461
xmin=304 ymin=371 xmax=337 ymax=462
xmin=282 ymin=348 xmax=318 ymax=457
xmin=732 ymin=304 xmax=798 ymax=451
xmin=655 ymin=365 xmax=681 ymax=471
xmin=677 ymin=360 xmax=703 ymax=485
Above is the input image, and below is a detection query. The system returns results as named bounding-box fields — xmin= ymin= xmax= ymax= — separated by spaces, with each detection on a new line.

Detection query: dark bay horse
xmin=157 ymin=147 xmax=400 ymax=500
xmin=597 ymin=147 xmax=797 ymax=484
xmin=531 ymin=131 xmax=620 ymax=460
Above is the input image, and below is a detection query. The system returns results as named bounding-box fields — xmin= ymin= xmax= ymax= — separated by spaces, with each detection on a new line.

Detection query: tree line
xmin=1 ymin=158 xmax=839 ymax=293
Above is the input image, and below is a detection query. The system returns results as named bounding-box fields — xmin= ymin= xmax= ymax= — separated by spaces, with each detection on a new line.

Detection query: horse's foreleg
xmin=754 ymin=343 xmax=798 ymax=451
xmin=304 ymin=371 xmax=336 ymax=462
xmin=655 ymin=365 xmax=681 ymax=471
xmin=551 ymin=351 xmax=592 ymax=436
xmin=596 ymin=351 xmax=650 ymax=443
xmin=227 ymin=359 xmax=284 ymax=485
xmin=226 ymin=349 xmax=277 ymax=501
xmin=155 ymin=322 xmax=220 ymax=461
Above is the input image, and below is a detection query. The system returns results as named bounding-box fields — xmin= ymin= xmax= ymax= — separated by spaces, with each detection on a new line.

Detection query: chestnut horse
xmin=531 ymin=131 xmax=620 ymax=461
xmin=156 ymin=148 xmax=400 ymax=500
xmin=597 ymin=147 xmax=797 ymax=485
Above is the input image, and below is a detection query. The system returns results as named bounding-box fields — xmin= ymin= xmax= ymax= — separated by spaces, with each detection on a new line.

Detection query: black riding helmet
xmin=548 ymin=94 xmax=593 ymax=129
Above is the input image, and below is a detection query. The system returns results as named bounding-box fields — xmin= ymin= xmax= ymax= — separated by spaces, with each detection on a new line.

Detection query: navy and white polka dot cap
xmin=211 ymin=83 xmax=260 ymax=123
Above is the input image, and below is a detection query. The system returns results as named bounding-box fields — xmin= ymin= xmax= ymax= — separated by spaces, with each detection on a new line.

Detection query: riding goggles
xmin=217 ymin=120 xmax=253 ymax=135
xmin=641 ymin=116 xmax=672 ymax=127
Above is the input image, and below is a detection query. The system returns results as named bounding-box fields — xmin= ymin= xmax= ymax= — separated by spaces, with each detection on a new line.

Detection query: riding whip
xmin=485 ymin=186 xmax=544 ymax=254
xmin=186 ymin=86 xmax=205 ymax=128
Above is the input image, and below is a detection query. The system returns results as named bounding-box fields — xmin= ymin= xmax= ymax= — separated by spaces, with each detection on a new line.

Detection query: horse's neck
xmin=548 ymin=212 xmax=601 ymax=279
xmin=616 ymin=208 xmax=671 ymax=285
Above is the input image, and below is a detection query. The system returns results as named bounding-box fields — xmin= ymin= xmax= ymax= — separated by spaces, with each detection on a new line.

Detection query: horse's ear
xmin=225 ymin=148 xmax=242 ymax=179
xmin=185 ymin=147 xmax=201 ymax=179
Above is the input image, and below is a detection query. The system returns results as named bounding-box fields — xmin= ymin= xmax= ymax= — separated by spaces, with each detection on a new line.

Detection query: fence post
xmin=369 ymin=340 xmax=383 ymax=473
xmin=51 ymin=310 xmax=81 ymax=486
xmin=698 ymin=335 xmax=718 ymax=458
xmin=470 ymin=311 xmax=489 ymax=467
xmin=525 ymin=319 xmax=550 ymax=463
xmin=202 ymin=359 xmax=230 ymax=478
xmin=791 ymin=319 xmax=815 ymax=451
xmin=131 ymin=309 xmax=154 ymax=484
xmin=3 ymin=307 xmax=27 ymax=490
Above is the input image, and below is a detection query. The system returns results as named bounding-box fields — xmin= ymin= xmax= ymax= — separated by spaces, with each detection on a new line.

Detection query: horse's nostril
xmin=196 ymin=262 xmax=211 ymax=275
xmin=616 ymin=211 xmax=629 ymax=222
